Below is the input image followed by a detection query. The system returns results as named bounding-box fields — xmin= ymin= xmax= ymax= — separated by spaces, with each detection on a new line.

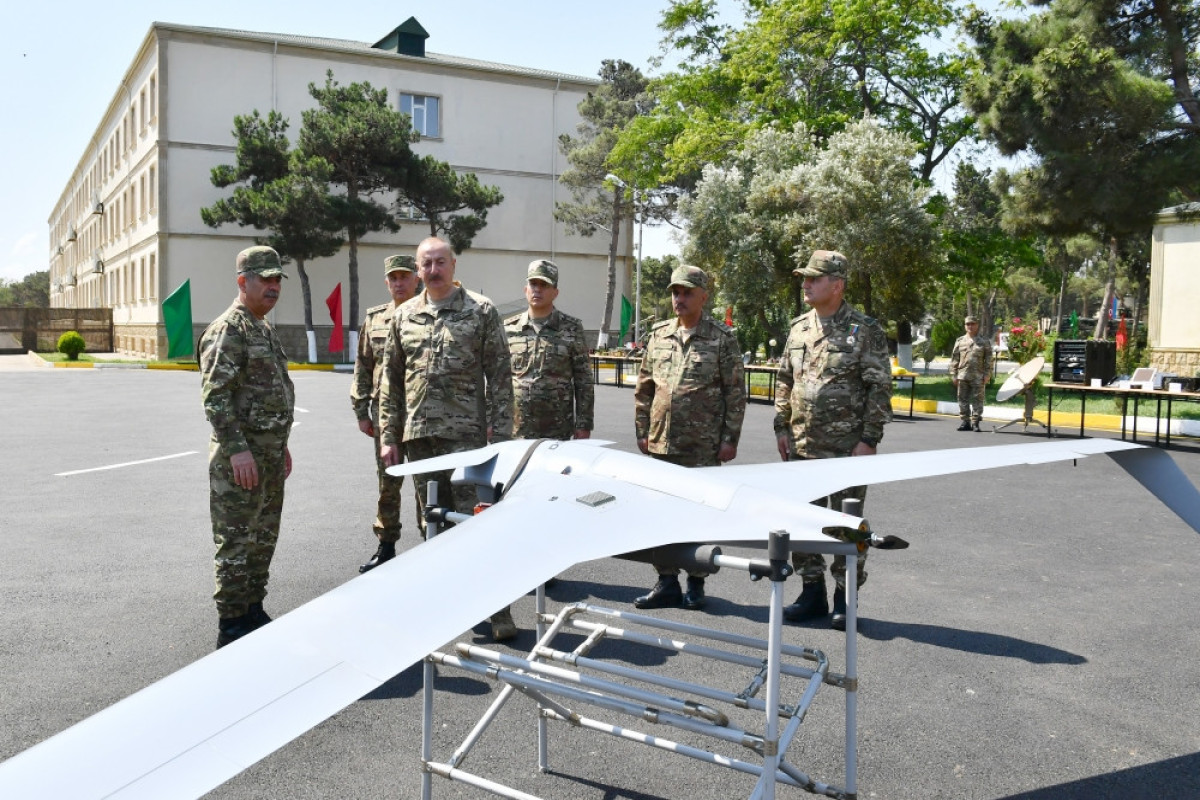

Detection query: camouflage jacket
xmin=634 ymin=315 xmax=746 ymax=460
xmin=199 ymin=300 xmax=294 ymax=455
xmin=350 ymin=301 xmax=396 ymax=422
xmin=378 ymin=285 xmax=513 ymax=448
xmin=949 ymin=333 xmax=993 ymax=383
xmin=773 ymin=302 xmax=891 ymax=459
xmin=505 ymin=308 xmax=595 ymax=439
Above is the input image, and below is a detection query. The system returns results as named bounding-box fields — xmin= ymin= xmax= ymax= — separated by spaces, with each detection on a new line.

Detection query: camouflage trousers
xmin=650 ymin=451 xmax=718 ymax=579
xmin=371 ymin=419 xmax=405 ymax=543
xmin=209 ymin=433 xmax=287 ymax=619
xmin=957 ymin=378 xmax=987 ymax=423
xmin=792 ymin=482 xmax=869 ymax=590
xmin=405 ymin=437 xmax=485 ymax=538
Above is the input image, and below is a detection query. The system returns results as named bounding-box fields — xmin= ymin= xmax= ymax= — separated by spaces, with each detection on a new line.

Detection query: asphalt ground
xmin=1 ymin=364 xmax=1198 ymax=800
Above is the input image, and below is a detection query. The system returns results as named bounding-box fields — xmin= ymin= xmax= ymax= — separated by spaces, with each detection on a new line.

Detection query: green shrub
xmin=57 ymin=330 xmax=87 ymax=361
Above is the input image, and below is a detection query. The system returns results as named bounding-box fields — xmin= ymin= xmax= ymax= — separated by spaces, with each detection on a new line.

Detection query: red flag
xmin=725 ymin=306 xmax=734 ymax=327
xmin=326 ymin=283 xmax=344 ymax=353
xmin=1115 ymin=317 xmax=1128 ymax=350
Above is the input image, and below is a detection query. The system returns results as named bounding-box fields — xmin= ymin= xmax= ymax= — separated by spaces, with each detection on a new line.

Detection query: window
xmin=149 ymin=254 xmax=157 ymax=300
xmin=148 ymin=166 xmax=156 ymax=210
xmin=400 ymin=93 xmax=440 ymax=138
xmin=149 ymin=75 xmax=157 ymax=120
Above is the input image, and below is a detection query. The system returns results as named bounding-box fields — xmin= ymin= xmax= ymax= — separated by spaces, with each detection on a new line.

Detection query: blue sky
xmin=3 ymin=0 xmax=753 ymax=283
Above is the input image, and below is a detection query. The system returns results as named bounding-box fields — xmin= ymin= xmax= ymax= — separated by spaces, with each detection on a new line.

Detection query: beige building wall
xmin=1149 ymin=206 xmax=1200 ymax=378
xmin=48 ymin=21 xmax=630 ymax=360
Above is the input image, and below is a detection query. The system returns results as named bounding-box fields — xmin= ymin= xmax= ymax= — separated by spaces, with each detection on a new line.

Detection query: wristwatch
xmin=860 ymin=436 xmax=879 ymax=448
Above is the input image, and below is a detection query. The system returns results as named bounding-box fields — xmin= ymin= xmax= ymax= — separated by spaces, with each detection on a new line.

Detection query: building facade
xmin=47 ymin=19 xmax=631 ymax=360
xmin=1149 ymin=204 xmax=1200 ymax=378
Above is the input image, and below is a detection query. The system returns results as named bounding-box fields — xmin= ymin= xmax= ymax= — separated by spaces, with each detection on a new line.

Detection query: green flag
xmin=619 ymin=295 xmax=633 ymax=343
xmin=162 ymin=279 xmax=193 ymax=359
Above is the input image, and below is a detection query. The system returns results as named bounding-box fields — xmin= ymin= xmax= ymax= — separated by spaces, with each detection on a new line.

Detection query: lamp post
xmin=605 ymin=173 xmax=642 ymax=347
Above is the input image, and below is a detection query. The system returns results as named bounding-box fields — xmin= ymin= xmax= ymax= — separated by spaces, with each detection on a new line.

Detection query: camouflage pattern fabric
xmin=404 ymin=437 xmax=484 ymax=535
xmin=505 ymin=308 xmax=594 ymax=440
xmin=199 ymin=301 xmax=294 ymax=617
xmin=352 ymin=301 xmax=405 ymax=541
xmin=378 ymin=284 xmax=513 ymax=449
xmin=949 ymin=333 xmax=994 ymax=423
xmin=634 ymin=315 xmax=746 ymax=462
xmin=773 ymin=301 xmax=891 ymax=587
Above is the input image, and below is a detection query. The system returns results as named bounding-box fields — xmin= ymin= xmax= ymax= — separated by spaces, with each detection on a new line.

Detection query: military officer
xmin=351 ymin=254 xmax=421 ymax=573
xmin=377 ymin=236 xmax=517 ymax=640
xmin=632 ymin=264 xmax=746 ymax=610
xmin=199 ymin=246 xmax=295 ymax=649
xmin=505 ymin=259 xmax=594 ymax=441
xmin=773 ymin=250 xmax=892 ymax=630
xmin=948 ymin=315 xmax=993 ymax=431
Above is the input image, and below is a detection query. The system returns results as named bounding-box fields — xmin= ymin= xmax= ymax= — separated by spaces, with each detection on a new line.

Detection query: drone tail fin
xmin=1109 ymin=447 xmax=1200 ymax=534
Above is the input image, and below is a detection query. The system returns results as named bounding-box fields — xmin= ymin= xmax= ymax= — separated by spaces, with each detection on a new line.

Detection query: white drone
xmin=1 ymin=437 xmax=1197 ymax=799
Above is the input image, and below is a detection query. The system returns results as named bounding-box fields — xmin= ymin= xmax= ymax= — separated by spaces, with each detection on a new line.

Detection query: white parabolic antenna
xmin=996 ymin=355 xmax=1045 ymax=402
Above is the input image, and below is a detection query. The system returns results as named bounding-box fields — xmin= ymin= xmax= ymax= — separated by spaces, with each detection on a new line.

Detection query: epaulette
xmin=365 ymin=302 xmax=390 ymax=316
xmin=651 ymin=319 xmax=673 ymax=331
xmin=503 ymin=312 xmax=525 ymax=326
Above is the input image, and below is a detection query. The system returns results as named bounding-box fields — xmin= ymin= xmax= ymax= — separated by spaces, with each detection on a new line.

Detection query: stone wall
xmin=1149 ymin=347 xmax=1200 ymax=378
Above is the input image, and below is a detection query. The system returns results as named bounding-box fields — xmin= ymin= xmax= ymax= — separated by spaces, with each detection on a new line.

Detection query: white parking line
xmin=56 ymin=451 xmax=199 ymax=477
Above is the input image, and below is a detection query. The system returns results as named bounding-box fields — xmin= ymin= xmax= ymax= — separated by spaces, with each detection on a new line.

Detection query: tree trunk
xmin=896 ymin=319 xmax=913 ymax=370
xmin=347 ymin=185 xmax=361 ymax=334
xmin=1054 ymin=270 xmax=1067 ymax=335
xmin=296 ymin=258 xmax=317 ymax=363
xmin=598 ymin=190 xmax=622 ymax=348
xmin=1093 ymin=237 xmax=1118 ymax=340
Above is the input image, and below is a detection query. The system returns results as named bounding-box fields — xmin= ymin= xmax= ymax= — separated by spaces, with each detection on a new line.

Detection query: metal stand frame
xmin=418 ymin=531 xmax=860 ymax=799
xmin=994 ymin=385 xmax=1051 ymax=435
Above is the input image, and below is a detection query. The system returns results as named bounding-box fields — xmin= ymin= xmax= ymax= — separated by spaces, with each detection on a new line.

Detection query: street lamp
xmin=605 ymin=173 xmax=643 ymax=346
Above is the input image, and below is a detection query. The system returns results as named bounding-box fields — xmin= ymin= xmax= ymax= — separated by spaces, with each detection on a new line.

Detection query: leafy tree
xmin=613 ymin=0 xmax=974 ymax=187
xmin=556 ymin=59 xmax=661 ymax=346
xmin=681 ymin=119 xmax=939 ymax=348
xmin=0 ymin=271 xmax=50 ymax=307
xmin=399 ymin=156 xmax=504 ymax=254
xmin=298 ymin=72 xmax=417 ymax=328
xmin=964 ymin=0 xmax=1200 ymax=337
xmin=634 ymin=253 xmax=679 ymax=335
xmin=934 ymin=162 xmax=1042 ymax=333
xmin=201 ymin=110 xmax=344 ymax=360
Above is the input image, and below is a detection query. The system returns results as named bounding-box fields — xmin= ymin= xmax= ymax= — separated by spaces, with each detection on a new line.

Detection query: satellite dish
xmin=996 ymin=356 xmax=1045 ymax=402
xmin=994 ymin=356 xmax=1050 ymax=434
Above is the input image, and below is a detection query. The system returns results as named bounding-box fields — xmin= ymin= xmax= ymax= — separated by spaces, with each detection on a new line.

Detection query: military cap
xmin=527 ymin=259 xmax=559 ymax=287
xmin=668 ymin=264 xmax=709 ymax=290
xmin=385 ymin=254 xmax=416 ymax=274
xmin=236 ymin=246 xmax=287 ymax=278
xmin=964 ymin=315 xmax=979 ymax=324
xmin=794 ymin=249 xmax=849 ymax=279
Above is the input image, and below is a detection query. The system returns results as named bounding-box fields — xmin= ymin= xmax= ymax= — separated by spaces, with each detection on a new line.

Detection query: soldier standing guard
xmin=199 ymin=246 xmax=295 ymax=649
xmin=773 ymin=250 xmax=892 ymax=631
xmin=632 ymin=265 xmax=746 ymax=611
xmin=505 ymin=259 xmax=594 ymax=441
xmin=352 ymin=255 xmax=421 ymax=573
xmin=948 ymin=315 xmax=993 ymax=432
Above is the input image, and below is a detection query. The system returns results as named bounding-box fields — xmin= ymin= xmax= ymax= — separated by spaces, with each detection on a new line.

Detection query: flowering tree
xmin=1005 ymin=317 xmax=1047 ymax=365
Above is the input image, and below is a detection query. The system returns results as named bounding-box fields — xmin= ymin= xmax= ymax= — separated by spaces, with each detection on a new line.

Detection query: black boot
xmin=831 ymin=586 xmax=858 ymax=631
xmin=957 ymin=421 xmax=972 ymax=431
xmin=359 ymin=541 xmax=396 ymax=573
xmin=783 ymin=580 xmax=828 ymax=622
xmin=217 ymin=613 xmax=255 ymax=649
xmin=634 ymin=575 xmax=683 ymax=609
xmin=248 ymin=602 xmax=272 ymax=630
xmin=683 ymin=577 xmax=707 ymax=610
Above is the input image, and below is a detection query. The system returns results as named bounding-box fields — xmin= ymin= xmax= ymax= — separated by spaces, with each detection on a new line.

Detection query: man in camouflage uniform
xmin=378 ymin=237 xmax=517 ymax=640
xmin=351 ymin=255 xmax=421 ymax=573
xmin=948 ymin=315 xmax=993 ymax=432
xmin=199 ymin=246 xmax=295 ymax=649
xmin=774 ymin=250 xmax=891 ymax=631
xmin=633 ymin=265 xmax=746 ymax=610
xmin=505 ymin=259 xmax=594 ymax=441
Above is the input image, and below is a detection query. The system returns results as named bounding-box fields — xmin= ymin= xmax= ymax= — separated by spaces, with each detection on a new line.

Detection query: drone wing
xmin=2 ymin=437 xmax=1195 ymax=799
